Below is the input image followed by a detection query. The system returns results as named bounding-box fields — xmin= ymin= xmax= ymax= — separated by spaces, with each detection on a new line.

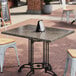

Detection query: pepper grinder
xmin=36 ymin=20 xmax=45 ymax=32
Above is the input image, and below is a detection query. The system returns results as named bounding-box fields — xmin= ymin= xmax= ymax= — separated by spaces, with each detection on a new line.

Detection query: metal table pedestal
xmin=18 ymin=39 xmax=57 ymax=76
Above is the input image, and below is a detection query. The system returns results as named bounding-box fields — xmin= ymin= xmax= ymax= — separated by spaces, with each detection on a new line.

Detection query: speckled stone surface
xmin=2 ymin=25 xmax=74 ymax=42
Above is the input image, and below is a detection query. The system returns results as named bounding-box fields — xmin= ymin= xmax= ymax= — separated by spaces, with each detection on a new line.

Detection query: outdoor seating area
xmin=1 ymin=0 xmax=76 ymax=76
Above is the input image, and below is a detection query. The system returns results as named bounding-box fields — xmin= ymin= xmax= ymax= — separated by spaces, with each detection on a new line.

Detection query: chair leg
xmin=61 ymin=11 xmax=64 ymax=21
xmin=0 ymin=54 xmax=5 ymax=72
xmin=70 ymin=59 xmax=76 ymax=76
xmin=66 ymin=11 xmax=70 ymax=23
xmin=71 ymin=11 xmax=76 ymax=24
xmin=13 ymin=44 xmax=20 ymax=66
xmin=0 ymin=47 xmax=6 ymax=72
xmin=63 ymin=55 xmax=69 ymax=76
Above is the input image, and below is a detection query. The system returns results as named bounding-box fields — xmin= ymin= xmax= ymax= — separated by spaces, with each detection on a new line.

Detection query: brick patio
xmin=1 ymin=0 xmax=76 ymax=76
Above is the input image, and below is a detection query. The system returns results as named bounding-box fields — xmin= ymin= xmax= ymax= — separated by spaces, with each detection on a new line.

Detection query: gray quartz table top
xmin=2 ymin=25 xmax=74 ymax=42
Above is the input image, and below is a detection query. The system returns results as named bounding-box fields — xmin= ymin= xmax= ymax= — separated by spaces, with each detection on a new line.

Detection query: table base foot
xmin=45 ymin=64 xmax=57 ymax=76
xmin=45 ymin=70 xmax=57 ymax=76
xmin=18 ymin=64 xmax=25 ymax=72
xmin=26 ymin=69 xmax=34 ymax=76
xmin=18 ymin=64 xmax=29 ymax=72
xmin=71 ymin=19 xmax=76 ymax=24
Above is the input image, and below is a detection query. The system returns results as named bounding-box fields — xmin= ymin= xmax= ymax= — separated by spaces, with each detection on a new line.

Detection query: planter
xmin=42 ymin=4 xmax=52 ymax=14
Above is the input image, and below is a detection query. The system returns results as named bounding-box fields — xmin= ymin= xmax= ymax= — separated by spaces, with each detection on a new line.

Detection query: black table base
xmin=18 ymin=63 xmax=57 ymax=76
xmin=71 ymin=19 xmax=76 ymax=24
xmin=18 ymin=39 xmax=57 ymax=76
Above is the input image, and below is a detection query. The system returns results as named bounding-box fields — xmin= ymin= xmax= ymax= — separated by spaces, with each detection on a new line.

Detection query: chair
xmin=63 ymin=49 xmax=76 ymax=76
xmin=0 ymin=18 xmax=20 ymax=72
xmin=61 ymin=0 xmax=74 ymax=23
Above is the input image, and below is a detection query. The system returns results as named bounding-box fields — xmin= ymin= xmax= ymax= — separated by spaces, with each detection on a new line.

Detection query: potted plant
xmin=42 ymin=0 xmax=53 ymax=14
xmin=0 ymin=8 xmax=1 ymax=17
xmin=8 ymin=0 xmax=18 ymax=8
xmin=8 ymin=0 xmax=14 ymax=8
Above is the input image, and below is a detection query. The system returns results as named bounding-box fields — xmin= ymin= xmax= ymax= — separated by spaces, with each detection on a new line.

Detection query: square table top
xmin=2 ymin=25 xmax=74 ymax=42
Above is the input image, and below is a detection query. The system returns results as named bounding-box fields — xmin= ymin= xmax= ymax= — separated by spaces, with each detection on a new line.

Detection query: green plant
xmin=44 ymin=0 xmax=53 ymax=4
xmin=0 ymin=8 xmax=1 ymax=17
xmin=8 ymin=0 xmax=12 ymax=1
